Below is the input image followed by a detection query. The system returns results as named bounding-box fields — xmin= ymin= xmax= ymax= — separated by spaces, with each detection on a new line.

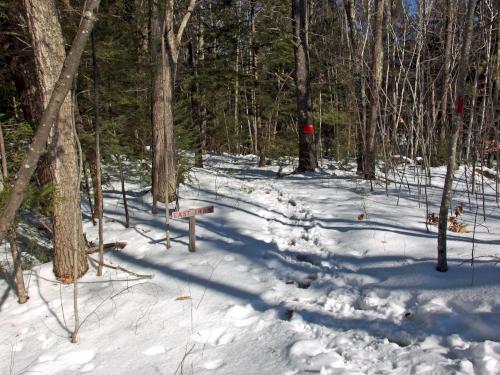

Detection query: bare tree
xmin=437 ymin=0 xmax=478 ymax=272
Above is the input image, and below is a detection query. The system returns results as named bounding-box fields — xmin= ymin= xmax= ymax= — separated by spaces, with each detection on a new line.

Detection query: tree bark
xmin=116 ymin=155 xmax=130 ymax=228
xmin=192 ymin=5 xmax=206 ymax=168
xmin=91 ymin=29 xmax=104 ymax=276
xmin=24 ymin=0 xmax=88 ymax=281
xmin=151 ymin=0 xmax=196 ymax=207
xmin=0 ymin=0 xmax=100 ymax=278
xmin=437 ymin=0 xmax=478 ymax=272
xmin=293 ymin=0 xmax=317 ymax=172
xmin=439 ymin=0 xmax=454 ymax=141
xmin=151 ymin=0 xmax=175 ymax=206
xmin=344 ymin=0 xmax=367 ymax=174
xmin=364 ymin=0 xmax=385 ymax=180
xmin=0 ymin=124 xmax=6 ymax=191
xmin=8 ymin=228 xmax=28 ymax=304
xmin=234 ymin=0 xmax=242 ymax=154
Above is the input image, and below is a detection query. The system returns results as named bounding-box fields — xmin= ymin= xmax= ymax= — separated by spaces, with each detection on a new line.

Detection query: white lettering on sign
xmin=171 ymin=206 xmax=214 ymax=219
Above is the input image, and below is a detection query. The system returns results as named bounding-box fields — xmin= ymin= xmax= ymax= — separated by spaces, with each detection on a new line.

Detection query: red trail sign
xmin=171 ymin=206 xmax=214 ymax=252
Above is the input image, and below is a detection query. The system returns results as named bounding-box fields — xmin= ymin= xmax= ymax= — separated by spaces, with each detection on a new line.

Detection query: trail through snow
xmin=1 ymin=154 xmax=499 ymax=374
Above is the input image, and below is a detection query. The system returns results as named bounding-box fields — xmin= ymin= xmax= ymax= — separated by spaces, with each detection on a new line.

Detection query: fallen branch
xmin=87 ymin=255 xmax=154 ymax=279
xmin=34 ymin=214 xmax=53 ymax=236
xmin=475 ymin=167 xmax=499 ymax=182
xmin=86 ymin=241 xmax=127 ymax=254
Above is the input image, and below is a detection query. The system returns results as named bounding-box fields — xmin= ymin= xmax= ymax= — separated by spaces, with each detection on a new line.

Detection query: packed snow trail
xmin=1 ymin=154 xmax=499 ymax=374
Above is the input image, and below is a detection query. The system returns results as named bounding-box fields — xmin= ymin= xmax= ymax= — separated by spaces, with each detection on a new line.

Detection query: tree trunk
xmin=250 ymin=2 xmax=266 ymax=167
xmin=151 ymin=1 xmax=175 ymax=209
xmin=0 ymin=124 xmax=5 ymax=192
xmin=91 ymin=29 xmax=104 ymax=276
xmin=116 ymin=155 xmax=130 ymax=228
xmin=134 ymin=0 xmax=150 ymax=63
xmin=293 ymin=0 xmax=317 ymax=172
xmin=364 ymin=0 xmax=385 ymax=181
xmin=234 ymin=0 xmax=242 ymax=154
xmin=22 ymin=0 xmax=93 ymax=281
xmin=437 ymin=0 xmax=478 ymax=272
xmin=192 ymin=5 xmax=206 ymax=168
xmin=439 ymin=0 xmax=454 ymax=141
xmin=344 ymin=0 xmax=367 ymax=174
xmin=23 ymin=0 xmax=88 ymax=281
xmin=0 ymin=1 xmax=99 ymax=278
xmin=8 ymin=228 xmax=28 ymax=304
xmin=3 ymin=10 xmax=44 ymax=128
xmin=0 ymin=123 xmax=7 ymax=182
xmin=83 ymin=160 xmax=96 ymax=225
xmin=150 ymin=0 xmax=195 ymax=206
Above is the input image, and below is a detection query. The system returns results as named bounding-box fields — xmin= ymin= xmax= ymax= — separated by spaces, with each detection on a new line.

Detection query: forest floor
xmin=1 ymin=154 xmax=500 ymax=374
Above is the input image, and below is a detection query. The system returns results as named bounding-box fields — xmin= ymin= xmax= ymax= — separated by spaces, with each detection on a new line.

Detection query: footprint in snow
xmin=225 ymin=304 xmax=259 ymax=327
xmin=191 ymin=327 xmax=234 ymax=346
xmin=236 ymin=264 xmax=249 ymax=272
xmin=57 ymin=350 xmax=96 ymax=365
xmin=11 ymin=342 xmax=23 ymax=352
xmin=37 ymin=333 xmax=56 ymax=350
xmin=289 ymin=340 xmax=326 ymax=357
xmin=32 ymin=350 xmax=96 ymax=373
xmin=137 ymin=244 xmax=149 ymax=253
xmin=38 ymin=354 xmax=56 ymax=363
xmin=142 ymin=345 xmax=166 ymax=355
xmin=80 ymin=362 xmax=96 ymax=372
xmin=224 ymin=255 xmax=235 ymax=262
xmin=202 ymin=359 xmax=224 ymax=370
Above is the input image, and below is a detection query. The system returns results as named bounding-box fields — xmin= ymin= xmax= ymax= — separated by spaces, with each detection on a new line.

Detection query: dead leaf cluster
xmin=448 ymin=215 xmax=469 ymax=233
xmin=426 ymin=213 xmax=439 ymax=225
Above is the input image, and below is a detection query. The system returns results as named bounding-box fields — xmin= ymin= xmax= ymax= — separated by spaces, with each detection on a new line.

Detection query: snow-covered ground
xmin=1 ymin=154 xmax=500 ymax=374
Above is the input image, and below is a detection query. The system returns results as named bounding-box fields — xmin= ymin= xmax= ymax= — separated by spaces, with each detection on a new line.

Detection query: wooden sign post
xmin=171 ymin=206 xmax=214 ymax=252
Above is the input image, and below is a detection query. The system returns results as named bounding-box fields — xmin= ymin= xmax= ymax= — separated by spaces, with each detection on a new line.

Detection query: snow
xmin=1 ymin=154 xmax=500 ymax=374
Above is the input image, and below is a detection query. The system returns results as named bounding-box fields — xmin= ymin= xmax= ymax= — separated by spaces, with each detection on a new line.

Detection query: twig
xmin=79 ymin=281 xmax=157 ymax=329
xmin=87 ymin=255 xmax=154 ymax=279
xmin=173 ymin=344 xmax=196 ymax=375
xmin=86 ymin=241 xmax=127 ymax=254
